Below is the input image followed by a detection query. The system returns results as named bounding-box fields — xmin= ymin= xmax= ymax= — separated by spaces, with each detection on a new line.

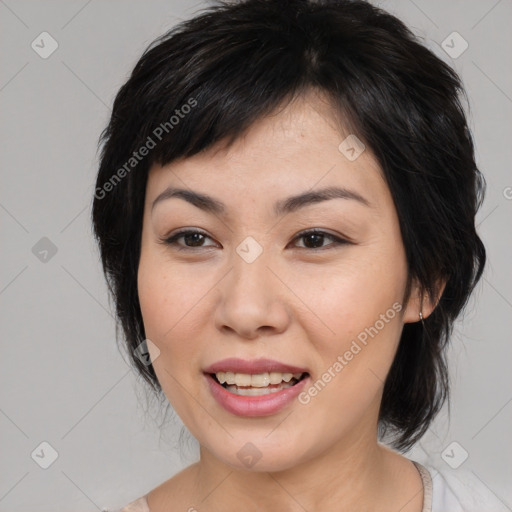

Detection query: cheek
xmin=293 ymin=245 xmax=407 ymax=405
xmin=138 ymin=249 xmax=202 ymax=338
xmin=137 ymin=262 xmax=171 ymax=339
xmin=137 ymin=255 xmax=202 ymax=372
xmin=138 ymin=257 xmax=208 ymax=427
xmin=296 ymin=245 xmax=407 ymax=340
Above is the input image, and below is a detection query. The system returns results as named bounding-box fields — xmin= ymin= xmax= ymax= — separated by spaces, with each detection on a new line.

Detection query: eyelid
xmin=158 ymin=228 xmax=218 ymax=251
xmin=289 ymin=228 xmax=350 ymax=250
xmin=159 ymin=227 xmax=351 ymax=251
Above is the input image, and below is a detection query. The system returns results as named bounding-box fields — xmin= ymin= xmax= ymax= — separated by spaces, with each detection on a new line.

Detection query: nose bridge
xmin=231 ymin=244 xmax=271 ymax=300
xmin=214 ymin=241 xmax=289 ymax=337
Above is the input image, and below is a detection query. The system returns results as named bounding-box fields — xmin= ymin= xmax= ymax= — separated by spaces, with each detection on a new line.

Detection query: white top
xmin=115 ymin=460 xmax=510 ymax=512
xmin=421 ymin=461 xmax=510 ymax=512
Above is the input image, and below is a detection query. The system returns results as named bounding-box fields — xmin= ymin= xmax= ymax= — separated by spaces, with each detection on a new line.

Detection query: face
xmin=138 ymin=93 xmax=419 ymax=472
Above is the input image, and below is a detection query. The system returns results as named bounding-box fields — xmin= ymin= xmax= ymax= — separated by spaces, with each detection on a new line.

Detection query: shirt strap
xmin=412 ymin=460 xmax=433 ymax=512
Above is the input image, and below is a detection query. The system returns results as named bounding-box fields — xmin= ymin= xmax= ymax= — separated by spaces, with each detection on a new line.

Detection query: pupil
xmin=304 ymin=233 xmax=323 ymax=248
xmin=185 ymin=233 xmax=204 ymax=246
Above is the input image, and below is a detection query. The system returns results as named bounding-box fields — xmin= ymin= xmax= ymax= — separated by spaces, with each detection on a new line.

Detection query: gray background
xmin=0 ymin=0 xmax=511 ymax=510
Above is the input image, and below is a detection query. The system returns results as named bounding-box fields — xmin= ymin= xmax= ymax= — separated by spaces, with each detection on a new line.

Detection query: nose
xmin=214 ymin=252 xmax=290 ymax=340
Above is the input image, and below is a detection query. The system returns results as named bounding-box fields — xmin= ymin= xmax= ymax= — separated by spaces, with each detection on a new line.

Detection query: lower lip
xmin=204 ymin=372 xmax=310 ymax=417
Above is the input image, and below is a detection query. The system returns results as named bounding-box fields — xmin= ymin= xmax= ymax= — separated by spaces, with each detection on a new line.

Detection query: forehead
xmin=146 ymin=93 xmax=388 ymax=213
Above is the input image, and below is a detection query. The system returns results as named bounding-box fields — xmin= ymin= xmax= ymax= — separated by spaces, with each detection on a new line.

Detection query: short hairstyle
xmin=92 ymin=0 xmax=486 ymax=451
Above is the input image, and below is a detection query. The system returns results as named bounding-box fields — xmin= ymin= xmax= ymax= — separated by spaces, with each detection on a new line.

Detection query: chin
xmin=202 ymin=434 xmax=315 ymax=473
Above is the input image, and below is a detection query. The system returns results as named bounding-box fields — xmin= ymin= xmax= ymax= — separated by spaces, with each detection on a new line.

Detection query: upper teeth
xmin=215 ymin=371 xmax=303 ymax=387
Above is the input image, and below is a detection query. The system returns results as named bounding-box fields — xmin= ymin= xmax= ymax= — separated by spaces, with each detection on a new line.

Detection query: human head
xmin=92 ymin=0 xmax=485 ymax=453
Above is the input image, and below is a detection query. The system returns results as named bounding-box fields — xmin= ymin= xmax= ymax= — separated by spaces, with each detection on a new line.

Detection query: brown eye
xmin=292 ymin=230 xmax=349 ymax=250
xmin=160 ymin=228 xmax=350 ymax=252
xmin=161 ymin=229 xmax=218 ymax=250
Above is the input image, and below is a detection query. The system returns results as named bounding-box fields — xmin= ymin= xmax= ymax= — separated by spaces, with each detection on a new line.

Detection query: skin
xmin=137 ymin=91 xmax=443 ymax=512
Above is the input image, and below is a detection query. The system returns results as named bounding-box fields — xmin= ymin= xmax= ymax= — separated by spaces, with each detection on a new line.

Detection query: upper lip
xmin=203 ymin=358 xmax=309 ymax=375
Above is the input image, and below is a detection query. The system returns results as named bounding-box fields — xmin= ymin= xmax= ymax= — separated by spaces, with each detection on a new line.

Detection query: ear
xmin=402 ymin=277 xmax=447 ymax=324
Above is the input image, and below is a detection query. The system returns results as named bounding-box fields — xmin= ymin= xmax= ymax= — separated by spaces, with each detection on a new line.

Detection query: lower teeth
xmin=222 ymin=380 xmax=297 ymax=396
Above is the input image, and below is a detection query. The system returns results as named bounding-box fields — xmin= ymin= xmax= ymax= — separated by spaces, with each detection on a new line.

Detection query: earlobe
xmin=403 ymin=278 xmax=446 ymax=324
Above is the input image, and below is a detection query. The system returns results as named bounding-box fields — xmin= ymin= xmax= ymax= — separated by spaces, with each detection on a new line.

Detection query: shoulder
xmin=117 ymin=495 xmax=150 ymax=512
xmin=422 ymin=463 xmax=509 ymax=512
xmin=116 ymin=463 xmax=199 ymax=512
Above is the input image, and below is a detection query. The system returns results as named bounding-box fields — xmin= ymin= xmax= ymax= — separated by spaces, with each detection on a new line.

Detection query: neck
xmin=189 ymin=424 xmax=420 ymax=512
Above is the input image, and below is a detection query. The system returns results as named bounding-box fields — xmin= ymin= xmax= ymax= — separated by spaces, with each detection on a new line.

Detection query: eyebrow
xmin=151 ymin=185 xmax=371 ymax=216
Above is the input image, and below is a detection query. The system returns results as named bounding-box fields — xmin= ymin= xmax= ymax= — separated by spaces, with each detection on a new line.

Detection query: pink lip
xmin=203 ymin=357 xmax=308 ymax=374
xmin=204 ymin=372 xmax=310 ymax=417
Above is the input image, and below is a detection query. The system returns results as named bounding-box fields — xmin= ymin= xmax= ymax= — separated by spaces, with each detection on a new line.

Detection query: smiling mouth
xmin=209 ymin=372 xmax=309 ymax=396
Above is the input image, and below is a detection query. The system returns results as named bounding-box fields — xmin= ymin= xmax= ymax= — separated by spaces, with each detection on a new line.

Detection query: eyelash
xmin=159 ymin=228 xmax=350 ymax=252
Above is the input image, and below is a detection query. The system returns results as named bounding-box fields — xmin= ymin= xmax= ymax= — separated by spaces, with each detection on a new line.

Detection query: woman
xmin=92 ymin=0 xmax=503 ymax=510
